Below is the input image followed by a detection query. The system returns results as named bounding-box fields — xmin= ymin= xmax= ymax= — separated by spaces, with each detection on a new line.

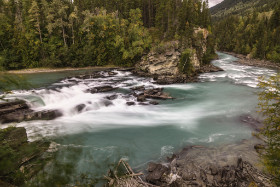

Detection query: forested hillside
xmin=213 ymin=0 xmax=280 ymax=63
xmin=211 ymin=0 xmax=279 ymax=21
xmin=0 ymin=0 xmax=212 ymax=70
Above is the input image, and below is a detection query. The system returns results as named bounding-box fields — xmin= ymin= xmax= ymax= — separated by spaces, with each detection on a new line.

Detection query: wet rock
xmin=107 ymin=71 xmax=118 ymax=76
xmin=106 ymin=95 xmax=118 ymax=100
xmin=197 ymin=64 xmax=223 ymax=73
xmin=103 ymin=100 xmax=113 ymax=107
xmin=75 ymin=104 xmax=86 ymax=112
xmin=24 ymin=110 xmax=63 ymax=121
xmin=126 ymin=102 xmax=135 ymax=106
xmin=131 ymin=85 xmax=145 ymax=91
xmin=0 ymin=100 xmax=63 ymax=124
xmin=138 ymin=102 xmax=149 ymax=105
xmin=137 ymin=95 xmax=146 ymax=102
xmin=0 ymin=100 xmax=29 ymax=116
xmin=87 ymin=86 xmax=118 ymax=93
xmin=144 ymin=88 xmax=174 ymax=100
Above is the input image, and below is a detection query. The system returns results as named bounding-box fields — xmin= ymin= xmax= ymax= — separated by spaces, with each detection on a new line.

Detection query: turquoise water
xmin=2 ymin=52 xmax=277 ymax=184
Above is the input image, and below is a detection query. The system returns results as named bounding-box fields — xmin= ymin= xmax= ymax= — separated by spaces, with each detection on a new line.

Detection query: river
xmin=1 ymin=52 xmax=277 ymax=185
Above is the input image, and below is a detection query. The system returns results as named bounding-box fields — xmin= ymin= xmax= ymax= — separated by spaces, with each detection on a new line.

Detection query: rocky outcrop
xmin=134 ymin=29 xmax=223 ymax=84
xmin=0 ymin=127 xmax=50 ymax=186
xmin=146 ymin=157 xmax=272 ymax=187
xmin=144 ymin=139 xmax=273 ymax=187
xmin=135 ymin=41 xmax=181 ymax=77
xmin=0 ymin=100 xmax=62 ymax=124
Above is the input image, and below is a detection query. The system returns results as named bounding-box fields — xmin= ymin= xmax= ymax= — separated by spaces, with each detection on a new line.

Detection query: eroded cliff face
xmin=135 ymin=41 xmax=181 ymax=77
xmin=134 ymin=28 xmax=220 ymax=84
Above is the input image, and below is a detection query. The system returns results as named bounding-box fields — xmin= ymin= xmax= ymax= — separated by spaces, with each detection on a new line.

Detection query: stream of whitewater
xmin=1 ymin=52 xmax=277 ymax=183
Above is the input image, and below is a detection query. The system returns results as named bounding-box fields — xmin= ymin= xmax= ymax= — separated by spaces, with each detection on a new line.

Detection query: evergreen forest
xmin=0 ymin=0 xmax=212 ymax=70
xmin=213 ymin=1 xmax=280 ymax=63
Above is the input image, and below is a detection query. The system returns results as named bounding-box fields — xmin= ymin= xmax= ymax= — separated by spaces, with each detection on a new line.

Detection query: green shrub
xmin=179 ymin=48 xmax=194 ymax=74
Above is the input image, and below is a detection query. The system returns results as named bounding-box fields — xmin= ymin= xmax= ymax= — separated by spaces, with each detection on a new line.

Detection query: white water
xmin=1 ymin=52 xmax=277 ymax=181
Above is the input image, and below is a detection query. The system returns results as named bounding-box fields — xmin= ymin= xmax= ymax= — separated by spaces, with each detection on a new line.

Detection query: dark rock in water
xmin=108 ymin=71 xmax=118 ymax=76
xmin=144 ymin=88 xmax=174 ymax=100
xmin=137 ymin=95 xmax=146 ymax=102
xmin=103 ymin=100 xmax=113 ymax=107
xmin=0 ymin=100 xmax=62 ymax=124
xmin=106 ymin=95 xmax=118 ymax=100
xmin=87 ymin=86 xmax=118 ymax=93
xmin=75 ymin=104 xmax=86 ymax=112
xmin=126 ymin=102 xmax=135 ymax=106
xmin=197 ymin=64 xmax=224 ymax=73
xmin=24 ymin=110 xmax=62 ymax=121
xmin=0 ymin=127 xmax=50 ymax=186
xmin=149 ymin=101 xmax=159 ymax=105
xmin=139 ymin=102 xmax=149 ymax=105
xmin=0 ymin=100 xmax=29 ymax=116
xmin=131 ymin=85 xmax=145 ymax=91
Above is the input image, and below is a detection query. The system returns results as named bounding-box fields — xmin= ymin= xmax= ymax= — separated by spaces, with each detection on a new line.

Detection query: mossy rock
xmin=0 ymin=127 xmax=50 ymax=186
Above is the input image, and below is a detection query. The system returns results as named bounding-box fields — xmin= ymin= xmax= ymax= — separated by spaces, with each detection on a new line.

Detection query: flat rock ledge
xmin=0 ymin=100 xmax=62 ymax=124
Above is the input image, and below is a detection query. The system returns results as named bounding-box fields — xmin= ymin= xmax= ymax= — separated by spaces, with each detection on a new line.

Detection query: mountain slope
xmin=211 ymin=0 xmax=279 ymax=21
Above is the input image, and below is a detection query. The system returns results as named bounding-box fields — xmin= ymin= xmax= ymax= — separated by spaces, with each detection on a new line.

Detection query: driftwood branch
xmin=104 ymin=159 xmax=160 ymax=187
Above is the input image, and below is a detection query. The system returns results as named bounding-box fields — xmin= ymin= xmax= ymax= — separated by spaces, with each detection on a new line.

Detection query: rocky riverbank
xmin=144 ymin=138 xmax=271 ymax=187
xmin=0 ymin=127 xmax=50 ymax=186
xmin=104 ymin=115 xmax=273 ymax=187
xmin=0 ymin=59 xmax=273 ymax=186
xmin=224 ymin=52 xmax=280 ymax=70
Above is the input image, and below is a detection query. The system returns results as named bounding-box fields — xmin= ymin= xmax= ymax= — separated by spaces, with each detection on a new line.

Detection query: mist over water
xmin=2 ymin=52 xmax=277 ymax=181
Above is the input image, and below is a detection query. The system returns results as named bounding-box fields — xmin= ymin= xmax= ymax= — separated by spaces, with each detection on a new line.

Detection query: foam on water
xmin=199 ymin=52 xmax=277 ymax=87
xmin=1 ymin=52 xmax=277 ymax=181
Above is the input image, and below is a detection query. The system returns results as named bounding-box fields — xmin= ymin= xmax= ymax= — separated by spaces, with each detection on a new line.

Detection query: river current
xmin=1 ymin=52 xmax=277 ymax=183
